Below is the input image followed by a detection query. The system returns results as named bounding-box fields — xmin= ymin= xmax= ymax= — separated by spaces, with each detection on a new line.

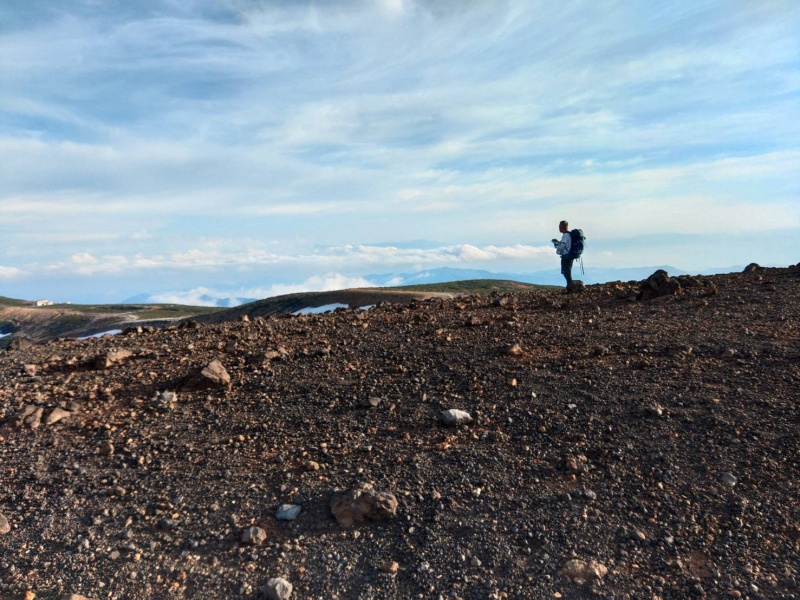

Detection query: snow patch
xmin=79 ymin=329 xmax=123 ymax=339
xmin=293 ymin=303 xmax=349 ymax=315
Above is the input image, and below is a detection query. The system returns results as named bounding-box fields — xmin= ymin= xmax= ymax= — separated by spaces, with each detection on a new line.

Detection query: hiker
xmin=552 ymin=220 xmax=574 ymax=286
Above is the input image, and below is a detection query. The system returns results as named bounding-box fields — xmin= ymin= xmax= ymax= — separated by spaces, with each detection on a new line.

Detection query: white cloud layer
xmin=149 ymin=273 xmax=377 ymax=306
xmin=37 ymin=243 xmax=555 ymax=278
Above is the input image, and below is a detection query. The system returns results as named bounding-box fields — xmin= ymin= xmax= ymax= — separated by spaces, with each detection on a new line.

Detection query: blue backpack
xmin=569 ymin=229 xmax=585 ymax=259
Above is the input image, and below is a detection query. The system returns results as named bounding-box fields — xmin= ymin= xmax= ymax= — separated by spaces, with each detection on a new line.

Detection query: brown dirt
xmin=0 ymin=266 xmax=799 ymax=600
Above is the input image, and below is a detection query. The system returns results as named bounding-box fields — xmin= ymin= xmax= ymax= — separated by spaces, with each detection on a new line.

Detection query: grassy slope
xmin=195 ymin=279 xmax=554 ymax=325
xmin=391 ymin=279 xmax=557 ymax=293
xmin=0 ymin=300 xmax=222 ymax=342
xmin=0 ymin=296 xmax=30 ymax=307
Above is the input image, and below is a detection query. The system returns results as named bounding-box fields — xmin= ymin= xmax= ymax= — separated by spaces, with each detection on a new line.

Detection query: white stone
xmin=441 ymin=409 xmax=473 ymax=426
xmin=275 ymin=504 xmax=301 ymax=521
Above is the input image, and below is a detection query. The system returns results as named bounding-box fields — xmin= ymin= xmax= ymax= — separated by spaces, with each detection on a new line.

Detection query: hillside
xmin=0 ymin=281 xmax=543 ymax=343
xmin=0 ymin=265 xmax=798 ymax=599
xmin=193 ymin=281 xmax=543 ymax=325
xmin=0 ymin=300 xmax=222 ymax=345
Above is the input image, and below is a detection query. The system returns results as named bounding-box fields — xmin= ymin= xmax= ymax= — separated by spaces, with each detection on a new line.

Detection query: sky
xmin=1 ymin=0 xmax=798 ymax=304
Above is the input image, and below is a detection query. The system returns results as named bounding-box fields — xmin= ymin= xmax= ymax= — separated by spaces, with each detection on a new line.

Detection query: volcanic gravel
xmin=1 ymin=266 xmax=799 ymax=600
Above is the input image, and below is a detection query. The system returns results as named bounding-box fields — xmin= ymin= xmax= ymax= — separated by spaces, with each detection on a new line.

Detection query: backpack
xmin=568 ymin=229 xmax=585 ymax=259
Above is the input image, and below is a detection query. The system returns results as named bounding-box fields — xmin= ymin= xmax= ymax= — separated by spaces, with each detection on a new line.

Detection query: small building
xmin=33 ymin=300 xmax=54 ymax=307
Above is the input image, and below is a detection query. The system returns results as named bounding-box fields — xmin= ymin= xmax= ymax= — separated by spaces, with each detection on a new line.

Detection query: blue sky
xmin=1 ymin=0 xmax=798 ymax=304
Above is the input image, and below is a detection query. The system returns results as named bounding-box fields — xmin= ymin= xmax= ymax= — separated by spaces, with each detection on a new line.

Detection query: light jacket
xmin=555 ymin=232 xmax=572 ymax=256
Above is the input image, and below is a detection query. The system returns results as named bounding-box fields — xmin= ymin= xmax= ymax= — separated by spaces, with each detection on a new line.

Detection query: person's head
xmin=559 ymin=220 xmax=568 ymax=233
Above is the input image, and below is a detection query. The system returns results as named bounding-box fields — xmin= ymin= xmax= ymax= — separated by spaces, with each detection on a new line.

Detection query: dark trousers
xmin=561 ymin=256 xmax=574 ymax=285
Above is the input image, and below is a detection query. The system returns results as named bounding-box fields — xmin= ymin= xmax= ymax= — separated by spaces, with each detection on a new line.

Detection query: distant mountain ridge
xmin=367 ymin=265 xmax=693 ymax=288
xmin=122 ymin=293 xmax=259 ymax=307
xmin=123 ymin=264 xmax=740 ymax=306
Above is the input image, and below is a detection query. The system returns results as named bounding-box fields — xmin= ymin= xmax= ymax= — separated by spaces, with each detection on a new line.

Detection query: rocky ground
xmin=0 ymin=266 xmax=798 ymax=600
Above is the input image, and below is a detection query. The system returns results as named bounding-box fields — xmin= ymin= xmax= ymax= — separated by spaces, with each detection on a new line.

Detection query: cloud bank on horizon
xmin=1 ymin=0 xmax=798 ymax=302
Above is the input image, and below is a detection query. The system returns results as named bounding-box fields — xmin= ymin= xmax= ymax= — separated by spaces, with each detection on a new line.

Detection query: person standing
xmin=552 ymin=220 xmax=573 ymax=286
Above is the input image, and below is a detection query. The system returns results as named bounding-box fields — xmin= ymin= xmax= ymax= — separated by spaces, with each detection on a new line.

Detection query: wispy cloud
xmin=0 ymin=266 xmax=22 ymax=279
xmin=1 ymin=0 xmax=798 ymax=300
xmin=34 ymin=243 xmax=554 ymax=279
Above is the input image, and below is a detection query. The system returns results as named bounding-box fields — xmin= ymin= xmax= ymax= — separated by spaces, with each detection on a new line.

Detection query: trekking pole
xmin=579 ymin=257 xmax=585 ymax=275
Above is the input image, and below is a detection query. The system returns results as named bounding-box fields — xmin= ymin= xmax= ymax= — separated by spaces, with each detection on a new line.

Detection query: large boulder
xmin=566 ymin=280 xmax=586 ymax=294
xmin=638 ymin=269 xmax=681 ymax=301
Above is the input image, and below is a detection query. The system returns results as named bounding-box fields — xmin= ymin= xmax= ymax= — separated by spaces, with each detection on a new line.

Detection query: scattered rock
xmin=95 ymin=349 xmax=134 ymax=369
xmin=242 ymin=526 xmax=267 ymax=545
xmin=330 ymin=484 xmax=398 ymax=527
xmin=379 ymin=561 xmax=400 ymax=574
xmin=157 ymin=519 xmax=175 ymax=532
xmin=13 ymin=405 xmax=44 ymax=430
xmin=275 ymin=504 xmax=301 ymax=521
xmin=99 ymin=441 xmax=114 ymax=456
xmin=360 ymin=396 xmax=382 ymax=408
xmin=62 ymin=595 xmax=98 ymax=600
xmin=252 ymin=347 xmax=290 ymax=363
xmin=720 ymin=472 xmax=738 ymax=487
xmin=630 ymin=529 xmax=647 ymax=541
xmin=311 ymin=347 xmax=331 ymax=358
xmin=7 ymin=337 xmax=33 ymax=351
xmin=153 ymin=390 xmax=177 ymax=409
xmin=503 ymin=343 xmax=524 ymax=357
xmin=0 ymin=513 xmax=10 ymax=534
xmin=560 ymin=558 xmax=608 ymax=585
xmin=182 ymin=359 xmax=231 ymax=392
xmin=44 ymin=407 xmax=71 ymax=425
xmin=263 ymin=577 xmax=293 ymax=600
xmin=23 ymin=364 xmax=38 ymax=376
xmin=441 ymin=409 xmax=473 ymax=426
xmin=564 ymin=454 xmax=589 ymax=474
